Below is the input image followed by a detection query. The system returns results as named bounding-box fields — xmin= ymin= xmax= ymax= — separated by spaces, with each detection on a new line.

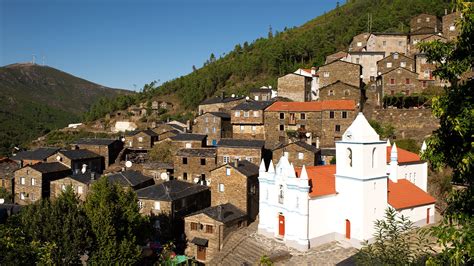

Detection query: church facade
xmin=257 ymin=113 xmax=435 ymax=250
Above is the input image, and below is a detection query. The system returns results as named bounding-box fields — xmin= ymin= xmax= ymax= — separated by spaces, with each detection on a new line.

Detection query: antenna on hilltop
xmin=32 ymin=54 xmax=36 ymax=64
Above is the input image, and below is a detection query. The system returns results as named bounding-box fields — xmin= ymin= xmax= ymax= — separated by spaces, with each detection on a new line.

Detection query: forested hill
xmin=85 ymin=0 xmax=452 ymax=120
xmin=0 ymin=63 xmax=131 ymax=155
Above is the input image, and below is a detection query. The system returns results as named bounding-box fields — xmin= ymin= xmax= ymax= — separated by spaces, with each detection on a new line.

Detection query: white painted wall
xmin=398 ymin=204 xmax=435 ymax=226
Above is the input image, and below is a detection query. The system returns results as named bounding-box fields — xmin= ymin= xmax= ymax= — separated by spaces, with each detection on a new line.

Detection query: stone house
xmin=348 ymin=32 xmax=371 ymax=52
xmin=325 ymin=51 xmax=349 ymax=64
xmin=184 ymin=203 xmax=247 ymax=264
xmin=174 ymin=148 xmax=217 ymax=183
xmin=216 ymin=139 xmax=265 ymax=166
xmin=47 ymin=149 xmax=104 ymax=175
xmin=106 ymin=170 xmax=155 ymax=190
xmin=442 ymin=11 xmax=462 ymax=41
xmin=230 ymin=101 xmax=273 ymax=140
xmin=409 ymin=34 xmax=447 ymax=55
xmin=124 ymin=130 xmax=159 ymax=150
xmin=210 ymin=160 xmax=259 ymax=221
xmin=272 ymin=142 xmax=320 ymax=167
xmin=377 ymin=52 xmax=415 ymax=74
xmin=156 ymin=130 xmax=180 ymax=143
xmin=277 ymin=73 xmax=312 ymax=102
xmin=344 ymin=51 xmax=385 ymax=83
xmin=169 ymin=133 xmax=207 ymax=150
xmin=318 ymin=60 xmax=361 ymax=89
xmin=70 ymin=138 xmax=123 ymax=169
xmin=366 ymin=33 xmax=409 ymax=56
xmin=410 ymin=13 xmax=441 ymax=34
xmin=50 ymin=172 xmax=98 ymax=201
xmin=0 ymin=158 xmax=19 ymax=195
xmin=264 ymin=100 xmax=356 ymax=148
xmin=193 ymin=112 xmax=231 ymax=146
xmin=10 ymin=147 xmax=60 ymax=167
xmin=14 ymin=162 xmax=71 ymax=205
xmin=141 ymin=161 xmax=174 ymax=182
xmin=151 ymin=101 xmax=173 ymax=111
xmin=249 ymin=88 xmax=273 ymax=101
xmin=415 ymin=53 xmax=449 ymax=88
xmin=377 ymin=67 xmax=422 ymax=97
xmin=136 ymin=180 xmax=210 ymax=237
xmin=318 ymin=81 xmax=361 ymax=104
xmin=198 ymin=96 xmax=246 ymax=115
xmin=153 ymin=123 xmax=185 ymax=136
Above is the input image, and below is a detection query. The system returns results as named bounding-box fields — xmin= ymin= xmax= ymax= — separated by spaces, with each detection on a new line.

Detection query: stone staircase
xmin=209 ymin=222 xmax=269 ymax=265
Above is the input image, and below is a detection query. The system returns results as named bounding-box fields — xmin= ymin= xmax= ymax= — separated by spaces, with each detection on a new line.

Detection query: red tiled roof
xmin=388 ymin=179 xmax=436 ymax=210
xmin=386 ymin=147 xmax=421 ymax=164
xmin=266 ymin=100 xmax=356 ymax=112
xmin=295 ymin=165 xmax=336 ymax=198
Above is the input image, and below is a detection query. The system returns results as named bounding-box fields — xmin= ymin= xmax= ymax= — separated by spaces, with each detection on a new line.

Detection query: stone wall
xmin=377 ymin=53 xmax=415 ymax=74
xmin=410 ymin=14 xmax=440 ymax=33
xmin=277 ymin=73 xmax=311 ymax=101
xmin=368 ymin=34 xmax=408 ymax=56
xmin=232 ymin=125 xmax=265 ymax=140
xmin=319 ymin=60 xmax=361 ymax=88
xmin=184 ymin=214 xmax=223 ymax=264
xmin=216 ymin=147 xmax=262 ymax=166
xmin=272 ymin=144 xmax=318 ymax=167
xmin=193 ymin=113 xmax=230 ymax=146
xmin=138 ymin=199 xmax=172 ymax=216
xmin=264 ymin=111 xmax=322 ymax=146
xmin=174 ymin=154 xmax=217 ymax=183
xmin=379 ymin=67 xmax=422 ymax=96
xmin=318 ymin=82 xmax=361 ymax=104
xmin=50 ymin=177 xmax=91 ymax=201
xmin=442 ymin=12 xmax=461 ymax=41
xmin=320 ymin=110 xmax=356 ymax=147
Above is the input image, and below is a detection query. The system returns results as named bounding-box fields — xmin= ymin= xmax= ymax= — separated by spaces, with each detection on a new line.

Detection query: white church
xmin=257 ymin=112 xmax=436 ymax=250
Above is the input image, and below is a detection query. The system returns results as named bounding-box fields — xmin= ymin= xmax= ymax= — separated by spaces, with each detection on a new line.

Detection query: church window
xmin=278 ymin=185 xmax=284 ymax=204
xmin=372 ymin=148 xmax=376 ymax=168
xmin=347 ymin=148 xmax=352 ymax=167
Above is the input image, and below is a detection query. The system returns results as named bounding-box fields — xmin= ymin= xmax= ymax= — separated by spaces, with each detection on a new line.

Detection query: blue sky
xmin=1 ymin=0 xmax=339 ymax=90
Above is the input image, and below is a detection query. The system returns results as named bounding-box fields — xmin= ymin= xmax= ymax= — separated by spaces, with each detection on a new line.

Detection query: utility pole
xmin=32 ymin=54 xmax=36 ymax=64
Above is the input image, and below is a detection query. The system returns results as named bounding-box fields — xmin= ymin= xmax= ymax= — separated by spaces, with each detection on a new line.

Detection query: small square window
xmin=400 ymin=61 xmax=406 ymax=68
xmin=382 ymin=41 xmax=387 ymax=46
xmin=240 ymin=125 xmax=245 ymax=132
xmin=405 ymin=78 xmax=410 ymax=84
xmin=251 ymin=126 xmax=256 ymax=132
xmin=200 ymin=158 xmax=206 ymax=165
xmin=323 ymin=71 xmax=330 ymax=77
xmin=20 ymin=177 xmax=26 ymax=185
xmin=329 ymin=111 xmax=335 ymax=119
xmin=279 ymin=113 xmax=284 ymax=119
xmin=253 ymin=111 xmax=259 ymax=117
xmin=206 ymin=225 xmax=213 ymax=234
xmin=387 ymin=62 xmax=392 ymax=68
xmin=390 ymin=78 xmax=395 ymax=84
xmin=279 ymin=124 xmax=284 ymax=131
xmin=191 ymin=222 xmax=198 ymax=231
xmin=335 ymin=125 xmax=341 ymax=132
xmin=226 ymin=167 xmax=231 ymax=176
xmin=298 ymin=152 xmax=304 ymax=160
xmin=300 ymin=113 xmax=306 ymax=119
xmin=223 ymin=156 xmax=230 ymax=163
xmin=342 ymin=111 xmax=347 ymax=119
xmin=154 ymin=201 xmax=161 ymax=210
xmin=183 ymin=173 xmax=188 ymax=180
xmin=77 ymin=186 xmax=83 ymax=194
xmin=219 ymin=183 xmax=225 ymax=192
xmin=182 ymin=157 xmax=188 ymax=164
xmin=357 ymin=41 xmax=362 ymax=47
xmin=244 ymin=111 xmax=249 ymax=117
xmin=235 ymin=111 xmax=240 ymax=117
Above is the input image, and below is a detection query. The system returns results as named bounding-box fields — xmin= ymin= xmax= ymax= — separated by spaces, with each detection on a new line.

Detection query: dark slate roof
xmin=127 ymin=129 xmax=159 ymax=137
xmin=208 ymin=112 xmax=230 ymax=119
xmin=191 ymin=237 xmax=208 ymax=247
xmin=59 ymin=149 xmax=102 ymax=160
xmin=107 ymin=170 xmax=154 ymax=188
xmin=30 ymin=162 xmax=71 ymax=174
xmin=231 ymin=101 xmax=273 ymax=111
xmin=188 ymin=203 xmax=246 ymax=224
xmin=223 ymin=160 xmax=259 ymax=177
xmin=168 ymin=124 xmax=186 ymax=132
xmin=200 ymin=96 xmax=244 ymax=105
xmin=159 ymin=129 xmax=180 ymax=136
xmin=274 ymin=141 xmax=320 ymax=154
xmin=142 ymin=161 xmax=174 ymax=169
xmin=249 ymin=88 xmax=272 ymax=93
xmin=177 ymin=148 xmax=216 ymax=158
xmin=72 ymin=138 xmax=119 ymax=146
xmin=321 ymin=148 xmax=336 ymax=156
xmin=136 ymin=180 xmax=209 ymax=201
xmin=217 ymin=139 xmax=265 ymax=149
xmin=170 ymin=133 xmax=207 ymax=141
xmin=11 ymin=147 xmax=60 ymax=161
xmin=67 ymin=171 xmax=99 ymax=185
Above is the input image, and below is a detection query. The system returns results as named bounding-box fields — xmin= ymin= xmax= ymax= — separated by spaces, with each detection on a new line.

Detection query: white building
xmin=258 ymin=113 xmax=435 ymax=250
xmin=294 ymin=68 xmax=319 ymax=100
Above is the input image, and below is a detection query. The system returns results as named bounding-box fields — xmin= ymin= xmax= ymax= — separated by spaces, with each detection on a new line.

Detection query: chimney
xmin=311 ymin=67 xmax=316 ymax=76
xmin=234 ymin=160 xmax=239 ymax=168
xmin=81 ymin=164 xmax=87 ymax=174
xmin=217 ymin=205 xmax=223 ymax=220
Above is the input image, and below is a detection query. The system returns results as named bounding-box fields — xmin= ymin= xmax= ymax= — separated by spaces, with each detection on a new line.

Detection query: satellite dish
xmin=305 ymin=132 xmax=311 ymax=138
xmin=231 ymin=94 xmax=235 ymax=98
xmin=125 ymin=161 xmax=132 ymax=168
xmin=160 ymin=172 xmax=169 ymax=180
xmin=245 ymin=96 xmax=250 ymax=100
xmin=56 ymin=155 xmax=61 ymax=161
xmin=193 ymin=178 xmax=200 ymax=184
xmin=121 ymin=137 xmax=125 ymax=142
xmin=0 ymin=199 xmax=4 ymax=204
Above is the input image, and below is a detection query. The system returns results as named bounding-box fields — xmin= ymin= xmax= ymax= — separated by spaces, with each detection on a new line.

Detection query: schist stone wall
xmin=277 ymin=73 xmax=311 ymax=101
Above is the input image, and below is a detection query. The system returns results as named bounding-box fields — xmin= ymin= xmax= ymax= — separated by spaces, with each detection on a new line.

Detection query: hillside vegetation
xmin=0 ymin=63 xmax=130 ymax=155
xmin=84 ymin=0 xmax=452 ymax=122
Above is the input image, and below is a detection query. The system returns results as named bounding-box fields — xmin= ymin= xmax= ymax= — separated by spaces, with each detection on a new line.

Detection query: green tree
xmin=0 ymin=187 xmax=12 ymax=203
xmin=369 ymin=120 xmax=395 ymax=139
xmin=148 ymin=141 xmax=174 ymax=163
xmin=84 ymin=177 xmax=150 ymax=264
xmin=418 ymin=1 xmax=473 ymax=264
xmin=356 ymin=208 xmax=434 ymax=265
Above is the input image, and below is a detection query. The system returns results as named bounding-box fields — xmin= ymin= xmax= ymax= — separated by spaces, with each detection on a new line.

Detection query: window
xmin=342 ymin=111 xmax=347 ymax=119
xmin=205 ymin=128 xmax=209 ymax=133
xmin=335 ymin=125 xmax=341 ymax=132
xmin=213 ymin=117 xmax=217 ymax=123
xmin=206 ymin=225 xmax=213 ymax=234
xmin=422 ymin=81 xmax=427 ymax=87
xmin=244 ymin=111 xmax=249 ymax=117
xmin=329 ymin=90 xmax=335 ymax=96
xmin=77 ymin=186 xmax=83 ymax=194
xmin=223 ymin=156 xmax=230 ymax=164
xmin=344 ymin=90 xmax=350 ymax=96
xmin=154 ymin=201 xmax=160 ymax=210
xmin=218 ymin=183 xmax=225 ymax=192
xmin=279 ymin=124 xmax=284 ymax=131
xmin=247 ymin=157 xmax=253 ymax=162
xmin=61 ymin=184 xmax=66 ymax=191
xmin=182 ymin=157 xmax=188 ymax=164
xmin=278 ymin=185 xmax=284 ymax=204
xmin=298 ymin=152 xmax=304 ymax=160
xmin=240 ymin=125 xmax=245 ymax=132
xmin=398 ymin=41 xmax=402 ymax=47
xmin=250 ymin=185 xmax=256 ymax=195
xmin=424 ymin=70 xmax=430 ymax=78
xmin=382 ymin=41 xmax=387 ymax=46
xmin=235 ymin=111 xmax=240 ymax=117
xmin=138 ymin=200 xmax=143 ymax=209
xmin=31 ymin=178 xmax=36 ymax=186
xmin=372 ymin=148 xmax=376 ymax=168
xmin=200 ymin=158 xmax=206 ymax=165
xmin=251 ymin=126 xmax=256 ymax=132
xmin=329 ymin=111 xmax=335 ymax=119
xmin=138 ymin=136 xmax=143 ymax=142
xmin=386 ymin=62 xmax=392 ymax=68
xmin=400 ymin=61 xmax=406 ymax=68
xmin=347 ymin=148 xmax=352 ymax=167
xmin=356 ymin=58 xmax=360 ymax=64
xmin=279 ymin=113 xmax=284 ymax=119
xmin=300 ymin=113 xmax=306 ymax=119
xmin=254 ymin=95 xmax=259 ymax=101
xmin=426 ymin=17 xmax=430 ymax=22
xmin=191 ymin=222 xmax=198 ymax=231
xmin=20 ymin=192 xmax=26 ymax=200
xmin=417 ymin=18 xmax=421 ymax=23
xmin=390 ymin=78 xmax=395 ymax=84
xmin=253 ymin=111 xmax=259 ymax=117
xmin=212 ymin=127 xmax=216 ymax=133
xmin=323 ymin=71 xmax=330 ymax=77
xmin=406 ymin=78 xmax=410 ymax=84
xmin=226 ymin=167 xmax=231 ymax=176
xmin=357 ymin=41 xmax=362 ymax=47
xmin=30 ymin=193 xmax=35 ymax=201
xmin=185 ymin=143 xmax=192 ymax=148
xmin=394 ymin=53 xmax=399 ymax=59
xmin=391 ymin=90 xmax=395 ymax=95
xmin=20 ymin=177 xmax=26 ymax=185
xmin=183 ymin=173 xmax=188 ymax=180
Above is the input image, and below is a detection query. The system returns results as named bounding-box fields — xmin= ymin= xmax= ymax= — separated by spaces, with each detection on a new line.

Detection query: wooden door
xmin=426 ymin=208 xmax=430 ymax=224
xmin=345 ymin=219 xmax=351 ymax=239
xmin=278 ymin=214 xmax=285 ymax=236
xmin=197 ymin=246 xmax=206 ymax=261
